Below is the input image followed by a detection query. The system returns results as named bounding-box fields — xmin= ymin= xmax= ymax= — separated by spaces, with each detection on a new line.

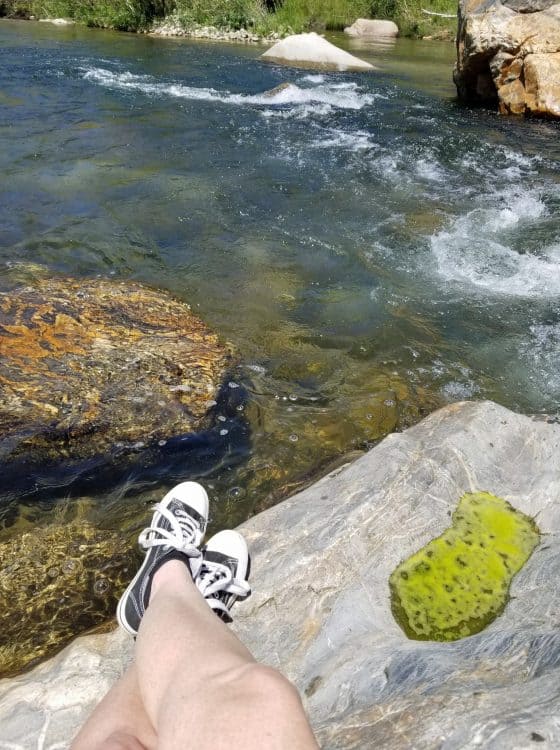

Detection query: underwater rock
xmin=0 ymin=276 xmax=232 ymax=466
xmin=261 ymin=33 xmax=375 ymax=72
xmin=0 ymin=517 xmax=137 ymax=677
xmin=262 ymin=82 xmax=296 ymax=97
xmin=3 ymin=401 xmax=560 ymax=748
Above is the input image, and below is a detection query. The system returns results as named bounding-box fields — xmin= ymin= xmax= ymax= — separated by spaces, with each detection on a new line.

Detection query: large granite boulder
xmin=2 ymin=401 xmax=560 ymax=748
xmin=0 ymin=276 xmax=231 ymax=467
xmin=454 ymin=0 xmax=560 ymax=116
xmin=261 ymin=32 xmax=375 ymax=71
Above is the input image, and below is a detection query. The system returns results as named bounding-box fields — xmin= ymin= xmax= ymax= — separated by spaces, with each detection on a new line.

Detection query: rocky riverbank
xmin=149 ymin=17 xmax=279 ymax=43
xmin=2 ymin=400 xmax=560 ymax=748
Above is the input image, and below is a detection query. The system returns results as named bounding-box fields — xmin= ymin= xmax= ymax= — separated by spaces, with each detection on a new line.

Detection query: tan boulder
xmin=454 ymin=0 xmax=560 ymax=117
xmin=524 ymin=52 xmax=560 ymax=115
xmin=344 ymin=19 xmax=399 ymax=38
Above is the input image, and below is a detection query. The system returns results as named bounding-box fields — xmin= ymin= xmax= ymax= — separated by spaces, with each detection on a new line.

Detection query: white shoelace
xmin=138 ymin=502 xmax=201 ymax=558
xmin=197 ymin=560 xmax=251 ymax=600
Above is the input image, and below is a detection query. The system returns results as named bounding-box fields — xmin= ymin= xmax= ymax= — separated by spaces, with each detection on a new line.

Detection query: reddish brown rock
xmin=0 ymin=276 xmax=232 ymax=464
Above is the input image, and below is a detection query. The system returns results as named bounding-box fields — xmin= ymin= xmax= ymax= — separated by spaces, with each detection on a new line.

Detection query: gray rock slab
xmin=1 ymin=401 xmax=560 ymax=749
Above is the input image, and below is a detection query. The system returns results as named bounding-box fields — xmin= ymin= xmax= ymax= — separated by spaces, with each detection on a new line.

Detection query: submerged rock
xmin=0 ymin=515 xmax=137 ymax=678
xmin=3 ymin=401 xmax=560 ymax=747
xmin=261 ymin=82 xmax=297 ymax=98
xmin=0 ymin=276 xmax=232 ymax=466
xmin=261 ymin=32 xmax=375 ymax=72
xmin=454 ymin=0 xmax=560 ymax=116
xmin=344 ymin=19 xmax=399 ymax=38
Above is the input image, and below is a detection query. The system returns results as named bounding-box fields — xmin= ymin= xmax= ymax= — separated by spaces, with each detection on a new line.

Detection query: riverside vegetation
xmin=0 ymin=0 xmax=457 ymax=38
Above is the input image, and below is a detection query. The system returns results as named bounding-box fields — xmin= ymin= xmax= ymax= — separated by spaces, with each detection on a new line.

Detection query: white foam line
xmin=82 ymin=67 xmax=375 ymax=111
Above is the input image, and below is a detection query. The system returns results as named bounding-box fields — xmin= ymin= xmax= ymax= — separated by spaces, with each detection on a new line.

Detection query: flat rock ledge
xmin=2 ymin=400 xmax=560 ymax=749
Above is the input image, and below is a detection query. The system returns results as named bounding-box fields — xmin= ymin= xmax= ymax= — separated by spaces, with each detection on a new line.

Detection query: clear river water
xmin=1 ymin=19 xmax=559 ymax=666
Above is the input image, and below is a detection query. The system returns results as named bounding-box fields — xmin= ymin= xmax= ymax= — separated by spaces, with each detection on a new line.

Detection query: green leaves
xmin=174 ymin=0 xmax=266 ymax=31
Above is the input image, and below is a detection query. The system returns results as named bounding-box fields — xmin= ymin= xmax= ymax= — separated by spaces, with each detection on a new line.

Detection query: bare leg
xmin=71 ymin=663 xmax=156 ymax=750
xmin=136 ymin=560 xmax=319 ymax=750
xmin=73 ymin=560 xmax=318 ymax=750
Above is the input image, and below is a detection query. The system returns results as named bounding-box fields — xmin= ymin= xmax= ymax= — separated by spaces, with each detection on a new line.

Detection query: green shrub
xmin=174 ymin=0 xmax=266 ymax=29
xmin=370 ymin=0 xmax=456 ymax=37
xmin=0 ymin=0 xmax=174 ymax=29
xmin=30 ymin=0 xmax=156 ymax=29
xmin=0 ymin=0 xmax=456 ymax=37
xmin=0 ymin=0 xmax=34 ymax=17
xmin=266 ymin=0 xmax=456 ymax=36
xmin=268 ymin=0 xmax=372 ymax=32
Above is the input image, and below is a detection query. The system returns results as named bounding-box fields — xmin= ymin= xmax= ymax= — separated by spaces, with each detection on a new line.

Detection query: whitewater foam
xmin=82 ymin=67 xmax=375 ymax=114
xmin=415 ymin=157 xmax=446 ymax=182
xmin=310 ymin=128 xmax=375 ymax=151
xmin=431 ymin=190 xmax=560 ymax=297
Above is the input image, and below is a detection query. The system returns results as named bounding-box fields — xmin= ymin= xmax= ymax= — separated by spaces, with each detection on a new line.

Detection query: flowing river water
xmin=1 ymin=19 xmax=559 ymax=670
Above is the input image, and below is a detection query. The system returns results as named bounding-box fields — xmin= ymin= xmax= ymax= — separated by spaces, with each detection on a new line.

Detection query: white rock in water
xmin=261 ymin=32 xmax=375 ymax=71
xmin=344 ymin=18 xmax=399 ymax=37
xmin=38 ymin=18 xmax=75 ymax=25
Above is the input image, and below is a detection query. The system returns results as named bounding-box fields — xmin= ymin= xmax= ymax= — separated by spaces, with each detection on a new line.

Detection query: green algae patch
xmin=390 ymin=491 xmax=540 ymax=641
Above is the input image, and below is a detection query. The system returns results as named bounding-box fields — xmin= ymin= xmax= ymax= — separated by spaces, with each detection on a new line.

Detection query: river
xmin=1 ymin=18 xmax=559 ymax=669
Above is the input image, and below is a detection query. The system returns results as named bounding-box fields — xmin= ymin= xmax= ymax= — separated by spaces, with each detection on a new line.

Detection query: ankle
xmin=150 ymin=559 xmax=193 ymax=603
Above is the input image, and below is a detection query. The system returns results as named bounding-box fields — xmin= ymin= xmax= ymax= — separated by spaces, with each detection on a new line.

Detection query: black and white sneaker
xmin=117 ymin=481 xmax=209 ymax=636
xmin=195 ymin=530 xmax=251 ymax=623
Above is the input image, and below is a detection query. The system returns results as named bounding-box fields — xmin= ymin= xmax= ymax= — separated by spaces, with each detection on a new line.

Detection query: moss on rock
xmin=390 ymin=491 xmax=540 ymax=641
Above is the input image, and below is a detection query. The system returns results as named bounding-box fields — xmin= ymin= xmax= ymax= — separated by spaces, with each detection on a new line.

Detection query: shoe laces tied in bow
xmin=138 ymin=502 xmax=202 ymax=558
xmin=197 ymin=560 xmax=251 ymax=599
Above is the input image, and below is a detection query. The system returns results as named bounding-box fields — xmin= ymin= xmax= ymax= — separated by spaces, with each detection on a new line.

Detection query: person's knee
xmin=234 ymin=663 xmax=303 ymax=709
xmin=96 ymin=730 xmax=147 ymax=750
